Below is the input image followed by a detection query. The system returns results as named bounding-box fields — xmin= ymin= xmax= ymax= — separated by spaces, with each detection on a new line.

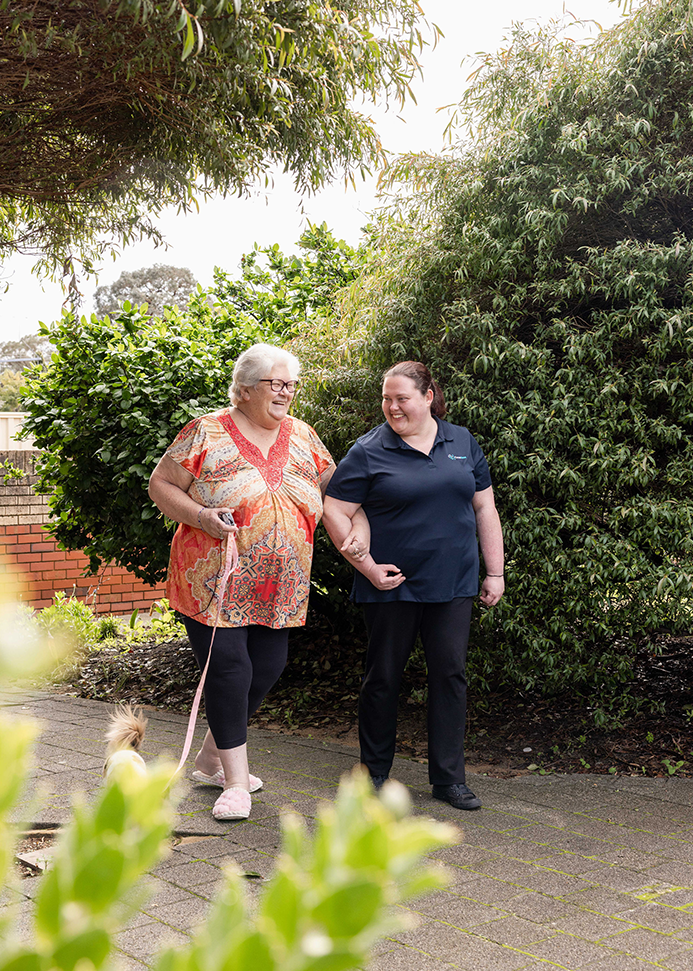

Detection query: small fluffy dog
xmin=103 ymin=705 xmax=148 ymax=780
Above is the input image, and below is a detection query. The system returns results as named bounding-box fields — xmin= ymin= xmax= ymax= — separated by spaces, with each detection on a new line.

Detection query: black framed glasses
xmin=258 ymin=379 xmax=300 ymax=393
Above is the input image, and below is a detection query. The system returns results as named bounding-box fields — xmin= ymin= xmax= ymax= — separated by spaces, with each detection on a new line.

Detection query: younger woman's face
xmin=381 ymin=375 xmax=434 ymax=437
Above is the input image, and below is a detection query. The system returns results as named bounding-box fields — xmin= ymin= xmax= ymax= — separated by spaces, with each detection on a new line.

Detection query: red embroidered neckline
xmin=219 ymin=411 xmax=291 ymax=491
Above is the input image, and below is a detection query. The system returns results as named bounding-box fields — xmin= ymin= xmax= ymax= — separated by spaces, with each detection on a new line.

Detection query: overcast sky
xmin=0 ymin=0 xmax=626 ymax=342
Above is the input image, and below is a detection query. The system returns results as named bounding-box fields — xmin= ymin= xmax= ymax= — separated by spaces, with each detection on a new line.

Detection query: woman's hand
xmin=364 ymin=562 xmax=406 ymax=591
xmin=198 ymin=507 xmax=238 ymax=540
xmin=340 ymin=510 xmax=370 ymax=561
xmin=342 ymin=530 xmax=368 ymax=560
xmin=479 ymin=574 xmax=504 ymax=607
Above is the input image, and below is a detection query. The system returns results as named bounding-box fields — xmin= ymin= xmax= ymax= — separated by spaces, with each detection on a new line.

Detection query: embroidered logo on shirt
xmin=448 ymin=454 xmax=467 ymax=460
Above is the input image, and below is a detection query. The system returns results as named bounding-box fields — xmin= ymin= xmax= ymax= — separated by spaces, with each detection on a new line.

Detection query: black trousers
xmin=360 ymin=598 xmax=473 ymax=786
xmin=184 ymin=616 xmax=288 ymax=750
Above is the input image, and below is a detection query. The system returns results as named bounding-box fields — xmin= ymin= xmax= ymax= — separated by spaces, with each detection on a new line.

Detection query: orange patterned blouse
xmin=164 ymin=409 xmax=333 ymax=628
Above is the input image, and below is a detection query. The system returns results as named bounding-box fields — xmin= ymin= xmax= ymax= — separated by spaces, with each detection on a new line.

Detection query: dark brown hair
xmin=382 ymin=361 xmax=447 ymax=418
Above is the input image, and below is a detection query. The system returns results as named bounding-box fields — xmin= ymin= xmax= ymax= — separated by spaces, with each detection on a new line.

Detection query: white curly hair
xmin=228 ymin=343 xmax=301 ymax=406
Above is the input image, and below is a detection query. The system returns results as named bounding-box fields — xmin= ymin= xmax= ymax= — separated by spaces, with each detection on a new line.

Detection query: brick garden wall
xmin=1 ymin=450 xmax=166 ymax=613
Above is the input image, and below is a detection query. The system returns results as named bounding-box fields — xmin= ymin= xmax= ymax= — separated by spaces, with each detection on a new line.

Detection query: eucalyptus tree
xmin=93 ymin=266 xmax=199 ymax=319
xmin=297 ymin=0 xmax=693 ymax=716
xmin=0 ymin=0 xmax=430 ymax=277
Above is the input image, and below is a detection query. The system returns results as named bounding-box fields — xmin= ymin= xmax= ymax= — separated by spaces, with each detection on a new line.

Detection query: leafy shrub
xmin=20 ymin=226 xmax=364 ymax=587
xmin=296 ymin=3 xmax=693 ymax=710
xmin=35 ymin=591 xmax=99 ymax=648
xmin=97 ymin=615 xmax=121 ymax=642
xmin=126 ymin=599 xmax=186 ymax=645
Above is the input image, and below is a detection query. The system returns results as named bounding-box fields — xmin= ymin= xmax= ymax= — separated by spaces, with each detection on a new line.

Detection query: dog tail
xmin=105 ymin=704 xmax=148 ymax=755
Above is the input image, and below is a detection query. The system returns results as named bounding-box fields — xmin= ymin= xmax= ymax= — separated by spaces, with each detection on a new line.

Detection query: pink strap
xmin=175 ymin=532 xmax=239 ymax=775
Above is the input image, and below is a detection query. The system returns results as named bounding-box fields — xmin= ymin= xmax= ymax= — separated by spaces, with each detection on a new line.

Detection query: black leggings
xmin=184 ymin=616 xmax=289 ymax=750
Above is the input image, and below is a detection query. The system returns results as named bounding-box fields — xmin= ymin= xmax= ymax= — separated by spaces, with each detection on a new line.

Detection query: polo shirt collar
xmin=381 ymin=416 xmax=453 ymax=450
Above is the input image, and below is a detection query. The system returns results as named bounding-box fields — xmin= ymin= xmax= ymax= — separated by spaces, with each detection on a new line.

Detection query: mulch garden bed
xmin=59 ymin=631 xmax=693 ymax=780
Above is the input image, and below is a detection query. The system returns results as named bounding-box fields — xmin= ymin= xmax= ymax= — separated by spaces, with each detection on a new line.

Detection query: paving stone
xmin=522 ymin=931 xmax=617 ymax=966
xmin=472 ymin=915 xmax=559 ymax=947
xmin=487 ymin=838 xmax=558 ymax=863
xmin=408 ymin=890 xmax=507 ymax=928
xmin=602 ymin=925 xmax=692 ymax=961
xmin=223 ymin=823 xmax=281 ymax=851
xmin=612 ymin=831 xmax=688 ymax=855
xmin=432 ymin=864 xmax=485 ymax=889
xmin=433 ymin=844 xmax=506 ymax=868
xmin=642 ymin=888 xmax=693 ymax=907
xmin=113 ymin=955 xmax=150 ymax=971
xmin=115 ymin=923 xmax=190 ymax=960
xmin=663 ymin=842 xmax=693 ymax=865
xmin=392 ymin=921 xmax=532 ymax=970
xmin=26 ymin=769 xmax=100 ymax=796
xmin=560 ymin=885 xmax=643 ymax=913
xmin=502 ymin=892 xmax=575 ymax=924
xmin=660 ymin=946 xmax=693 ymax=970
xmin=549 ymin=910 xmax=639 ymax=941
xmin=122 ymin=911 xmax=158 ymax=931
xmin=507 ymin=826 xmax=606 ymax=855
xmin=151 ymin=895 xmax=210 ymax=932
xmin=368 ymin=942 xmax=451 ymax=970
xmin=581 ymin=952 xmax=671 ymax=970
xmin=479 ymin=815 xmax=541 ymax=835
xmin=32 ymin=745 xmax=103 ymax=771
xmin=451 ymin=875 xmax=530 ymax=905
xmin=586 ymin=865 xmax=652 ymax=893
xmin=171 ymin=835 xmax=240 ymax=858
xmin=533 ymin=853 xmax=608 ymax=876
xmin=14 ymin=876 xmax=42 ymax=900
xmin=141 ymin=878 xmax=203 ymax=909
xmin=592 ymin=847 xmax=665 ymax=871
xmin=178 ymin=880 xmax=225 ymax=902
xmin=602 ymin=812 xmax=687 ymax=837
xmin=625 ymin=902 xmax=693 ymax=934
xmin=1 ymin=898 xmax=36 ymax=943
xmin=565 ymin=818 xmax=639 ymax=843
xmin=513 ymin=867 xmax=592 ymax=898
xmin=644 ymin=861 xmax=693 ymax=886
xmin=151 ymin=859 xmax=222 ymax=889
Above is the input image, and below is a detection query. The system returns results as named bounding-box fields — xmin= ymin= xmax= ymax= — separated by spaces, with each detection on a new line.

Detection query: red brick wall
xmin=1 ymin=450 xmax=166 ymax=614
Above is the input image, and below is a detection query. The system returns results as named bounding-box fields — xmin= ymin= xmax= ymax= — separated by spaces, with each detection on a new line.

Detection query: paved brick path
xmin=4 ymin=689 xmax=693 ymax=970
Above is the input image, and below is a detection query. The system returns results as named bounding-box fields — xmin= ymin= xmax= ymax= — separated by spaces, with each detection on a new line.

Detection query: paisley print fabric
xmin=164 ymin=409 xmax=332 ymax=628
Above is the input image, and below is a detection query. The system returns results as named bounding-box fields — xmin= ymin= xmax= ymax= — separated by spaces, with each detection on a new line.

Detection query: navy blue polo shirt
xmin=325 ymin=418 xmax=492 ymax=603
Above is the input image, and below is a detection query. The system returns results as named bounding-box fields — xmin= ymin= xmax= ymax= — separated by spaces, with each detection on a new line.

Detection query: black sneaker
xmin=432 ymin=783 xmax=482 ymax=811
xmin=370 ymin=774 xmax=388 ymax=791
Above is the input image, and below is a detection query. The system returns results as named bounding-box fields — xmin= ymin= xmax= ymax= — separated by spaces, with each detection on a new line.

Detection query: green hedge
xmin=295 ymin=2 xmax=693 ymax=713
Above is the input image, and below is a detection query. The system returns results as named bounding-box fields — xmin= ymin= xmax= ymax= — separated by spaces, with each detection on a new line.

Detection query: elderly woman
xmin=322 ymin=361 xmax=504 ymax=811
xmin=149 ymin=343 xmax=361 ymax=821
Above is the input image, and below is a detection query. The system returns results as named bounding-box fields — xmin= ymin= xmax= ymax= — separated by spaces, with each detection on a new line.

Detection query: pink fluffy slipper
xmin=212 ymin=786 xmax=251 ymax=820
xmin=191 ymin=768 xmax=263 ymax=792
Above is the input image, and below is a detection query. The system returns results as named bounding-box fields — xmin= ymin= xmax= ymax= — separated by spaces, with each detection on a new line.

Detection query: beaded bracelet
xmin=197 ymin=508 xmax=203 ymax=527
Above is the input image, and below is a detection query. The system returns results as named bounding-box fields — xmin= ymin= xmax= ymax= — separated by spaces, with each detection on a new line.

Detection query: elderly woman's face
xmin=241 ymin=364 xmax=296 ymax=427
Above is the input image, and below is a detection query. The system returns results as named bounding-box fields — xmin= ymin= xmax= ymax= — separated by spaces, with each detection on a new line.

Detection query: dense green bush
xmin=296 ymin=0 xmax=693 ymax=713
xmin=20 ymin=227 xmax=362 ymax=585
